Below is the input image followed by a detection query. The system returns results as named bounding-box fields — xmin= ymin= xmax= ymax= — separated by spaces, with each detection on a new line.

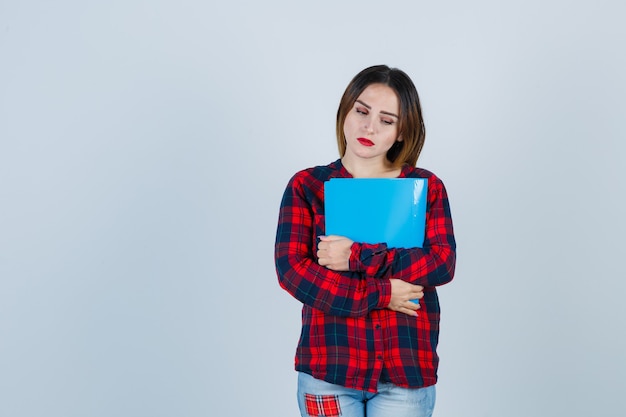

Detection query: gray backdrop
xmin=1 ymin=1 xmax=625 ymax=416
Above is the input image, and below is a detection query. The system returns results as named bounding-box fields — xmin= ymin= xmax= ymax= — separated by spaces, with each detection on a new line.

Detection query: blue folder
xmin=324 ymin=178 xmax=428 ymax=248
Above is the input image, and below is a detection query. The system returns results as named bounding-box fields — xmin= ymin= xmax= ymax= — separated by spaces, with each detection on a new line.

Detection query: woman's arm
xmin=348 ymin=176 xmax=456 ymax=287
xmin=275 ymin=173 xmax=392 ymax=317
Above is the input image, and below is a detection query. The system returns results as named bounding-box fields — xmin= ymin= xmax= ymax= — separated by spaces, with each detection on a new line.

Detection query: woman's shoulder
xmin=290 ymin=160 xmax=342 ymax=182
xmin=403 ymin=165 xmax=442 ymax=182
xmin=284 ymin=160 xmax=343 ymax=191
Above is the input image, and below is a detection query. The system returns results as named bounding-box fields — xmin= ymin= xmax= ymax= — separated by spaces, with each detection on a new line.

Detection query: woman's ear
xmin=397 ymin=136 xmax=403 ymax=142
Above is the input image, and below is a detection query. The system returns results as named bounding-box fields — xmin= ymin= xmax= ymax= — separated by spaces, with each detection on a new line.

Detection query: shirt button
xmin=377 ymin=355 xmax=383 ymax=360
xmin=375 ymin=324 xmax=381 ymax=329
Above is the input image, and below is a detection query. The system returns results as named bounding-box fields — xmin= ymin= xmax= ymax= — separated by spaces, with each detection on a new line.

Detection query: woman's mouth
xmin=357 ymin=138 xmax=375 ymax=147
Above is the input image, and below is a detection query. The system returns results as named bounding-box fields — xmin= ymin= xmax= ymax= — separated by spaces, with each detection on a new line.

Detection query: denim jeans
xmin=297 ymin=372 xmax=436 ymax=417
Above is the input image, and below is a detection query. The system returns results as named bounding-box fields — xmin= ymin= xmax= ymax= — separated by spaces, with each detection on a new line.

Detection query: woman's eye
xmin=356 ymin=107 xmax=368 ymax=115
xmin=381 ymin=119 xmax=394 ymax=125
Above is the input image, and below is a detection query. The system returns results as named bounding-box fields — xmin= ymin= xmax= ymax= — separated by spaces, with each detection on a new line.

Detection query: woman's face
xmin=342 ymin=83 xmax=401 ymax=164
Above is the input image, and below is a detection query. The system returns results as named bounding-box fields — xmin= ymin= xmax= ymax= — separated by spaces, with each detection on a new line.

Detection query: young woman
xmin=275 ymin=65 xmax=456 ymax=417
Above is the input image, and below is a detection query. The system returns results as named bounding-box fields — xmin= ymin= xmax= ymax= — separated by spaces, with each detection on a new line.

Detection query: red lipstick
xmin=357 ymin=137 xmax=374 ymax=147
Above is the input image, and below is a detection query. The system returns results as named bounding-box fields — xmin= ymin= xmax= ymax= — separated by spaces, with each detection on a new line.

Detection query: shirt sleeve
xmin=275 ymin=173 xmax=392 ymax=317
xmin=348 ymin=176 xmax=456 ymax=287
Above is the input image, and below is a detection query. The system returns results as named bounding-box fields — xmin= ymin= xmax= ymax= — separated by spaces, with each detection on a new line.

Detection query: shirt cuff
xmin=349 ymin=242 xmax=388 ymax=272
xmin=374 ymin=278 xmax=392 ymax=309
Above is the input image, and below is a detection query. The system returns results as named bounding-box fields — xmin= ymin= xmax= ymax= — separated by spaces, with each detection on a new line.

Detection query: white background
xmin=1 ymin=1 xmax=625 ymax=416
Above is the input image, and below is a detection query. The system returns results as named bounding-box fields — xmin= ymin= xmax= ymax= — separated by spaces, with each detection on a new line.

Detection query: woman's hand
xmin=317 ymin=235 xmax=354 ymax=271
xmin=388 ymin=279 xmax=424 ymax=317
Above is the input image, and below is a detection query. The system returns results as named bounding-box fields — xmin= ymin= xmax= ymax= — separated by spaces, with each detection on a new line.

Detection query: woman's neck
xmin=341 ymin=156 xmax=402 ymax=178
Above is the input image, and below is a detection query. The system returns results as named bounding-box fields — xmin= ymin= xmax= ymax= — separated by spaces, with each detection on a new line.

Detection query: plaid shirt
xmin=275 ymin=159 xmax=456 ymax=393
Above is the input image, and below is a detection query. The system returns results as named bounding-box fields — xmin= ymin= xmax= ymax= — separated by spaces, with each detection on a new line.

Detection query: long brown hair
xmin=336 ymin=65 xmax=426 ymax=167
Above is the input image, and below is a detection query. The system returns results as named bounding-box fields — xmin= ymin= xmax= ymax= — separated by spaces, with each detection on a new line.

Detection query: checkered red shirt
xmin=275 ymin=159 xmax=456 ymax=393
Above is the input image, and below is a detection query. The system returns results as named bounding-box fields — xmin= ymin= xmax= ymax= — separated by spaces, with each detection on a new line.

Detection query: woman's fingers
xmin=317 ymin=235 xmax=353 ymax=271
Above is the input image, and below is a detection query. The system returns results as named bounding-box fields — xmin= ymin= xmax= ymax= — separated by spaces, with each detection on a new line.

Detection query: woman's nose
xmin=364 ymin=117 xmax=375 ymax=134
